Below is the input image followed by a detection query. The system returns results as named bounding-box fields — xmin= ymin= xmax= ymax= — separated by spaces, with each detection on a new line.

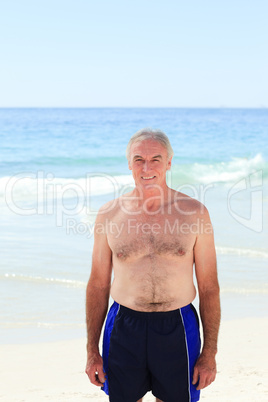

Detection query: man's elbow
xmin=86 ymin=277 xmax=111 ymax=293
xmin=199 ymin=282 xmax=220 ymax=299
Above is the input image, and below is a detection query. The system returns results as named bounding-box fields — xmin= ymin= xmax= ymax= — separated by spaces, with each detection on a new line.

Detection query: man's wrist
xmin=87 ymin=343 xmax=100 ymax=356
xmin=201 ymin=345 xmax=217 ymax=357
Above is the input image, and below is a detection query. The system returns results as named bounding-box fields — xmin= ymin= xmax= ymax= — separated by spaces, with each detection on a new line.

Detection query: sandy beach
xmin=0 ymin=317 xmax=267 ymax=402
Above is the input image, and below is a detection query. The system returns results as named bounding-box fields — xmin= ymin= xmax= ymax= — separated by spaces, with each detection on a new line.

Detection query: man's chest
xmin=106 ymin=213 xmax=197 ymax=260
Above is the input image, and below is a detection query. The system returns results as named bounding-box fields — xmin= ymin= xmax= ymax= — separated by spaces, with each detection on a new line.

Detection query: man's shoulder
xmin=172 ymin=190 xmax=209 ymax=217
xmin=97 ymin=196 xmax=122 ymax=219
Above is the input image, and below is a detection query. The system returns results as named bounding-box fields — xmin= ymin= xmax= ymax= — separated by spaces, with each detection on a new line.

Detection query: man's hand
xmin=192 ymin=351 xmax=217 ymax=390
xmin=85 ymin=352 xmax=106 ymax=386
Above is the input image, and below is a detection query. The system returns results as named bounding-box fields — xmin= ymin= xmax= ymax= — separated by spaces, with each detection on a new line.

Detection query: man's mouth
xmin=141 ymin=176 xmax=156 ymax=180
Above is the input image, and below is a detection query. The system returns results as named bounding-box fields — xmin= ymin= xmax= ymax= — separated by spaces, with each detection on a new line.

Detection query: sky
xmin=0 ymin=0 xmax=267 ymax=107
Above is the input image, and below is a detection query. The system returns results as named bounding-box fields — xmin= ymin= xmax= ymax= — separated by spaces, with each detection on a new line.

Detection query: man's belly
xmin=110 ymin=259 xmax=197 ymax=312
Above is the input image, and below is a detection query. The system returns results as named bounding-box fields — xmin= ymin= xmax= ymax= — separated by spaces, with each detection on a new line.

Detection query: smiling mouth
xmin=141 ymin=176 xmax=156 ymax=180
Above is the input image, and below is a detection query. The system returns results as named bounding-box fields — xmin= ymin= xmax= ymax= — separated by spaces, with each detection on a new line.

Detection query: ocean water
xmin=0 ymin=108 xmax=267 ymax=343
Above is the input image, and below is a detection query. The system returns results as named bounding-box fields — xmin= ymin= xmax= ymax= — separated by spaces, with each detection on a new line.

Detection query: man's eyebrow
xmin=133 ymin=154 xmax=163 ymax=160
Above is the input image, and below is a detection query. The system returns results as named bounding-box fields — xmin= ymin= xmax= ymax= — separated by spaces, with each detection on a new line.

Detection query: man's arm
xmin=193 ymin=206 xmax=221 ymax=390
xmin=85 ymin=209 xmax=113 ymax=387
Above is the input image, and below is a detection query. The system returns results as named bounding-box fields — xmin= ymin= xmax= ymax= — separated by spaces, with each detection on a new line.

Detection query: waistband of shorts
xmin=114 ymin=301 xmax=193 ymax=320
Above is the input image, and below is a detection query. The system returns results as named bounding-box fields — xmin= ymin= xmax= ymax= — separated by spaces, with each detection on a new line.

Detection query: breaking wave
xmin=0 ymin=154 xmax=266 ymax=209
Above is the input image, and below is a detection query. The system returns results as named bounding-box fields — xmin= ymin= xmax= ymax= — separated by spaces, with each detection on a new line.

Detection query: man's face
xmin=128 ymin=139 xmax=172 ymax=189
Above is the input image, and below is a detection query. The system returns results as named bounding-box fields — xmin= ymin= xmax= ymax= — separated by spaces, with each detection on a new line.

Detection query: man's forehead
xmin=130 ymin=139 xmax=167 ymax=157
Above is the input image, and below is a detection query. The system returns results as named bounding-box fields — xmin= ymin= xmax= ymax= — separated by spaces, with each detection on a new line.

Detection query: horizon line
xmin=0 ymin=106 xmax=267 ymax=109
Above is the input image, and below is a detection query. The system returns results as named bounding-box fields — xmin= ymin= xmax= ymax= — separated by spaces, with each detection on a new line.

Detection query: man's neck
xmin=132 ymin=184 xmax=171 ymax=212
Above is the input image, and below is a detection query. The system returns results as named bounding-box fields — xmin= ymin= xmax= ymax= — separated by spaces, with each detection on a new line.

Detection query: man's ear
xmin=167 ymin=156 xmax=172 ymax=170
xmin=128 ymin=160 xmax=132 ymax=170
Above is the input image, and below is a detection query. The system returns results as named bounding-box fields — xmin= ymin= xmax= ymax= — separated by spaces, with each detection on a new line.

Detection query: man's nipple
xmin=177 ymin=248 xmax=185 ymax=256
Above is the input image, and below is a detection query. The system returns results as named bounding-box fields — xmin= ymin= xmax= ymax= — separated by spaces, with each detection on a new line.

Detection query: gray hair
xmin=126 ymin=128 xmax=174 ymax=161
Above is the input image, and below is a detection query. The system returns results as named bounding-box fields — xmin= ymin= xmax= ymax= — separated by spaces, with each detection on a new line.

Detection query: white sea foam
xmin=0 ymin=322 xmax=86 ymax=329
xmin=0 ymin=173 xmax=134 ymax=203
xmin=0 ymin=173 xmax=134 ymax=219
xmin=2 ymin=273 xmax=86 ymax=288
xmin=220 ymin=287 xmax=268 ymax=295
xmin=172 ymin=153 xmax=267 ymax=185
xmin=197 ymin=153 xmax=265 ymax=184
xmin=216 ymin=246 xmax=268 ymax=259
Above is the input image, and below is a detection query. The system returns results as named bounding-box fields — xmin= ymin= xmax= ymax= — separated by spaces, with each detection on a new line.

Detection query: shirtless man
xmin=85 ymin=128 xmax=221 ymax=402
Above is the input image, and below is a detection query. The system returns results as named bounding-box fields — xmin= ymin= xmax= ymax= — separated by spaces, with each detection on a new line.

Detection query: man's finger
xmin=196 ymin=371 xmax=208 ymax=390
xmin=198 ymin=368 xmax=217 ymax=390
xmin=192 ymin=366 xmax=199 ymax=385
xmin=86 ymin=365 xmax=106 ymax=386
xmin=96 ymin=367 xmax=106 ymax=384
xmin=196 ymin=372 xmax=213 ymax=390
xmin=86 ymin=367 xmax=98 ymax=385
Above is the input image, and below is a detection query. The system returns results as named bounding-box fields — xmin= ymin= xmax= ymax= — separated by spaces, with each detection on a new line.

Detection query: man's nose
xmin=142 ymin=161 xmax=150 ymax=172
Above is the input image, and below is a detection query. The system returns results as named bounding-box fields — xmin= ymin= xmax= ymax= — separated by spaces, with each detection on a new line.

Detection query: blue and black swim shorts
xmin=102 ymin=301 xmax=201 ymax=402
